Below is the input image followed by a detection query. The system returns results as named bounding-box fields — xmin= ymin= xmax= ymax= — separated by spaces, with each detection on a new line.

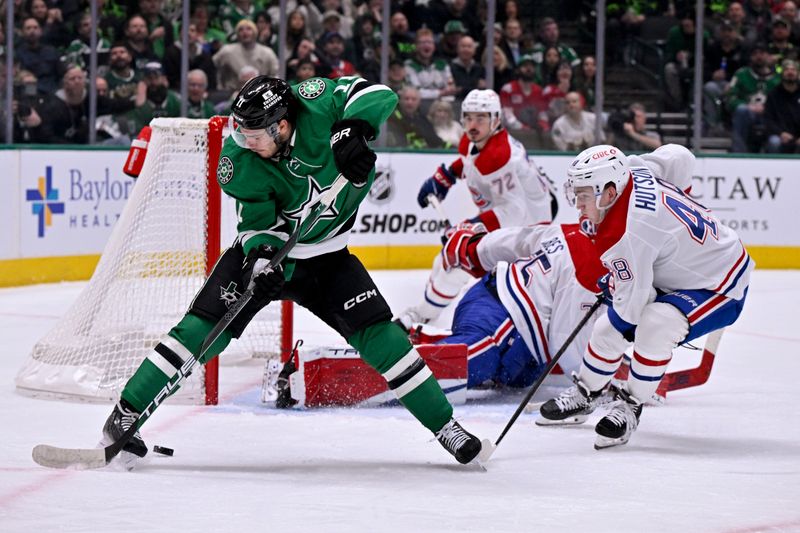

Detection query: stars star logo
xmin=283 ymin=176 xmax=340 ymax=233
xmin=220 ymin=282 xmax=241 ymax=308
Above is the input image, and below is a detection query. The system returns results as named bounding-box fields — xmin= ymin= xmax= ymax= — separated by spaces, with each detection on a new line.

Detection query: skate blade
xmin=594 ymin=434 xmax=631 ymax=450
xmin=535 ymin=415 xmax=588 ymax=427
xmin=475 ymin=438 xmax=496 ymax=465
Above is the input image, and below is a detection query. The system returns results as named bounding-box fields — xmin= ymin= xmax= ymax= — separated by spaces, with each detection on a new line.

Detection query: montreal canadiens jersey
xmin=476 ymin=223 xmax=607 ymax=375
xmin=595 ymin=145 xmax=754 ymax=328
xmin=448 ymin=129 xmax=551 ymax=230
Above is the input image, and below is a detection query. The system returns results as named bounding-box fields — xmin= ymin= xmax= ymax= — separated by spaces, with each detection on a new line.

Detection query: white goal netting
xmin=15 ymin=118 xmax=286 ymax=404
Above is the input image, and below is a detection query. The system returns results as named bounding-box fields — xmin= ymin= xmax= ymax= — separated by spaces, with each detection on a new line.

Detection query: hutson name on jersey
xmin=631 ymin=167 xmax=657 ymax=212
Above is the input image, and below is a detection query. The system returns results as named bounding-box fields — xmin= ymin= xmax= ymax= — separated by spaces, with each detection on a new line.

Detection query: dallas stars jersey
xmin=216 ymin=76 xmax=398 ymax=260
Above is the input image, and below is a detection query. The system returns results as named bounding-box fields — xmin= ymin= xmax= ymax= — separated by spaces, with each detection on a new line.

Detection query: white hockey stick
xmin=427 ymin=194 xmax=452 ymax=230
xmin=32 ymin=175 xmax=349 ymax=470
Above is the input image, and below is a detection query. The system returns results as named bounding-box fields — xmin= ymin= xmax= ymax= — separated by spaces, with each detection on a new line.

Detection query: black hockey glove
xmin=244 ymin=244 xmax=285 ymax=304
xmin=330 ymin=119 xmax=377 ymax=186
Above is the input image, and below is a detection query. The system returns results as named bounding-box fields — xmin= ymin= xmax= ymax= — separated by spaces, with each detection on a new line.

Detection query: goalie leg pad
xmin=187 ymin=243 xmax=272 ymax=338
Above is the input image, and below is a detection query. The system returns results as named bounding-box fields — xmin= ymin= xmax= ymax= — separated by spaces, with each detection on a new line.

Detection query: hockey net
xmin=15 ymin=117 xmax=292 ymax=405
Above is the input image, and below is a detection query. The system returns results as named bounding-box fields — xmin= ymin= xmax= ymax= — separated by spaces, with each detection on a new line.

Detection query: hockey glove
xmin=597 ymin=272 xmax=614 ymax=305
xmin=442 ymin=227 xmax=487 ymax=277
xmin=330 ymin=119 xmax=377 ymax=186
xmin=417 ymin=164 xmax=457 ymax=208
xmin=244 ymin=244 xmax=286 ymax=304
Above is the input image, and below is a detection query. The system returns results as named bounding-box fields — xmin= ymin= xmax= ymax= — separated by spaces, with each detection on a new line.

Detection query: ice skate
xmin=594 ymin=387 xmax=643 ymax=450
xmin=436 ymin=418 xmax=482 ymax=464
xmin=536 ymin=373 xmax=603 ymax=426
xmin=100 ymin=399 xmax=148 ymax=468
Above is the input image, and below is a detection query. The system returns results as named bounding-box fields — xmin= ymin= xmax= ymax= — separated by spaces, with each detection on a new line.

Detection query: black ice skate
xmin=537 ymin=373 xmax=603 ymax=426
xmin=101 ymin=398 xmax=148 ymax=464
xmin=436 ymin=418 xmax=482 ymax=464
xmin=594 ymin=387 xmax=643 ymax=450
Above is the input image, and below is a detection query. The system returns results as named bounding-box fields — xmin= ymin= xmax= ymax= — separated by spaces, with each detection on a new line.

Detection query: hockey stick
xmin=427 ymin=194 xmax=452 ymax=230
xmin=478 ymin=297 xmax=604 ymax=463
xmin=32 ymin=175 xmax=349 ymax=470
xmin=661 ymin=327 xmax=723 ymax=393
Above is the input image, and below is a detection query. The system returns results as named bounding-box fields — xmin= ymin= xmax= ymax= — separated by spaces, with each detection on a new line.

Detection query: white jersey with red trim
xmin=595 ymin=149 xmax=753 ymax=328
xmin=476 ymin=223 xmax=607 ymax=373
xmin=449 ymin=129 xmax=551 ymax=230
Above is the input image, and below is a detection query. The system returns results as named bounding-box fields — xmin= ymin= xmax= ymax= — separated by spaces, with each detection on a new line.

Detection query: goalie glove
xmin=442 ymin=227 xmax=487 ymax=277
xmin=417 ymin=164 xmax=457 ymax=208
xmin=330 ymin=119 xmax=377 ymax=186
xmin=244 ymin=244 xmax=285 ymax=304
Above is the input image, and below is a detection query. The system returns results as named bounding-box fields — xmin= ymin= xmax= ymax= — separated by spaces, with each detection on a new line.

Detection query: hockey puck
xmin=153 ymin=445 xmax=174 ymax=456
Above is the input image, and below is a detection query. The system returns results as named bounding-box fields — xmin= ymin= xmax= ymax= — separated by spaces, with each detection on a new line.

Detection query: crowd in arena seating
xmin=0 ymin=0 xmax=798 ymax=153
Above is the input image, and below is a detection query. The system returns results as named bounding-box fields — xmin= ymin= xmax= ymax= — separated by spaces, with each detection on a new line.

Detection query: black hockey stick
xmin=478 ymin=296 xmax=604 ymax=462
xmin=32 ymin=175 xmax=349 ymax=470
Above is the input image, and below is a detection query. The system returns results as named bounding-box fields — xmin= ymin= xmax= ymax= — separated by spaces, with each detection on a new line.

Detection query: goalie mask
xmin=230 ymin=76 xmax=298 ymax=158
xmin=564 ymin=144 xmax=630 ymax=211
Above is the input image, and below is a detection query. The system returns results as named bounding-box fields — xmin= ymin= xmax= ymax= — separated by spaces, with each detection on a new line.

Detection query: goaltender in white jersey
xmin=396 ymin=89 xmax=553 ymax=330
xmin=538 ymin=143 xmax=753 ymax=449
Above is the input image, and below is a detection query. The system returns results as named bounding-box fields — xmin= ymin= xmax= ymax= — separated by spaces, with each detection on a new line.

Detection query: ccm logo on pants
xmin=344 ymin=289 xmax=377 ymax=310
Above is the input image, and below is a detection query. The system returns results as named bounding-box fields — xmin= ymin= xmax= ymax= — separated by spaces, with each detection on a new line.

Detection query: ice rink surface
xmin=1 ymin=269 xmax=798 ymax=533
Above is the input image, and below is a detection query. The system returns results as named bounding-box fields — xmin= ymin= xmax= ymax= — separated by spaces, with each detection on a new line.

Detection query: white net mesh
xmin=15 ymin=118 xmax=284 ymax=403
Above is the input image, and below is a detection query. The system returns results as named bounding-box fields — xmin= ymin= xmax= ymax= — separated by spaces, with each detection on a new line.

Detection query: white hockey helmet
xmin=564 ymin=144 xmax=631 ymax=209
xmin=461 ymin=89 xmax=502 ymax=128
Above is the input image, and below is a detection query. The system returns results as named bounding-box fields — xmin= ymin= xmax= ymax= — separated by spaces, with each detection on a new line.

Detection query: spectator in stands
xmin=254 ymin=11 xmax=278 ymax=51
xmin=609 ymin=101 xmax=662 ymax=152
xmin=390 ymin=11 xmax=415 ymax=61
xmin=500 ymin=0 xmax=521 ymax=24
xmin=531 ymin=18 xmax=580 ymax=68
xmin=767 ymin=17 xmax=797 ymax=66
xmin=105 ymin=43 xmax=142 ymax=101
xmin=317 ymin=32 xmax=357 ymax=79
xmin=218 ymin=0 xmax=256 ymax=40
xmin=499 ymin=18 xmax=525 ymax=67
xmin=286 ymin=37 xmax=320 ymax=81
xmin=352 ymin=13 xmax=380 ymax=78
xmin=285 ymin=9 xmax=311 ymax=52
xmin=267 ymin=1 xmax=321 ymax=39
xmin=428 ymin=0 xmax=481 ymax=36
xmin=542 ymin=60 xmax=575 ymax=125
xmin=214 ymin=65 xmax=259 ymax=115
xmin=427 ymin=98 xmax=462 ymax=147
xmin=535 ymin=45 xmax=562 ymax=86
xmin=213 ymin=19 xmax=279 ymax=92
xmin=289 ymin=58 xmax=318 ymax=84
xmin=185 ymin=69 xmax=215 ymax=119
xmin=17 ymin=17 xmax=63 ymax=94
xmin=124 ymin=14 xmax=158 ymax=71
xmin=764 ymin=59 xmax=800 ymax=152
xmin=450 ymin=34 xmax=485 ymax=101
xmin=500 ymin=53 xmax=547 ymax=134
xmin=744 ymin=0 xmax=773 ymax=40
xmin=484 ymin=44 xmax=514 ymax=92
xmin=574 ymin=55 xmax=597 ymax=107
xmin=551 ymin=91 xmax=602 ymax=152
xmin=24 ymin=0 xmax=69 ymax=48
xmin=9 ymin=69 xmax=49 ymax=143
xmin=162 ymin=21 xmax=216 ymax=92
xmin=386 ymin=85 xmax=445 ymax=149
xmin=778 ymin=1 xmax=800 ymax=46
xmin=439 ymin=20 xmax=467 ymax=60
xmin=727 ymin=42 xmax=780 ymax=152
xmin=124 ymin=61 xmax=181 ymax=135
xmin=319 ymin=9 xmax=353 ymax=42
xmin=664 ymin=10 xmax=710 ymax=109
xmin=725 ymin=2 xmax=758 ymax=47
xmin=94 ymin=75 xmax=130 ymax=145
xmin=405 ymin=28 xmax=458 ymax=110
xmin=387 ymin=58 xmax=407 ymax=92
xmin=704 ymin=20 xmax=745 ymax=134
xmin=61 ymin=11 xmax=112 ymax=71
xmin=38 ymin=65 xmax=139 ymax=144
xmin=134 ymin=0 xmax=173 ymax=59
xmin=191 ymin=4 xmax=226 ymax=55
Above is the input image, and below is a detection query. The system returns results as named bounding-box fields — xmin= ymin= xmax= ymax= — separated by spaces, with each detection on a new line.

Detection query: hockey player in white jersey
xmin=394 ymin=89 xmax=553 ymax=331
xmin=430 ymin=220 xmax=607 ymax=389
xmin=538 ymin=144 xmax=753 ymax=449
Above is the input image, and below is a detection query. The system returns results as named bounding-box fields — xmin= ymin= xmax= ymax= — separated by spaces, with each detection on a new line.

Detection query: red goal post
xmin=16 ymin=117 xmax=293 ymax=405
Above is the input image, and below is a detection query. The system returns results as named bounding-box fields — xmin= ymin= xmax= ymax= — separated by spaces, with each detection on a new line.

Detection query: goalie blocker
xmin=263 ymin=344 xmax=468 ymax=407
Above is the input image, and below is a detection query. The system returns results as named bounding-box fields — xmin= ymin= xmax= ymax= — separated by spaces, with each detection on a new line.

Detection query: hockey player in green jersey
xmin=101 ymin=76 xmax=485 ymax=466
